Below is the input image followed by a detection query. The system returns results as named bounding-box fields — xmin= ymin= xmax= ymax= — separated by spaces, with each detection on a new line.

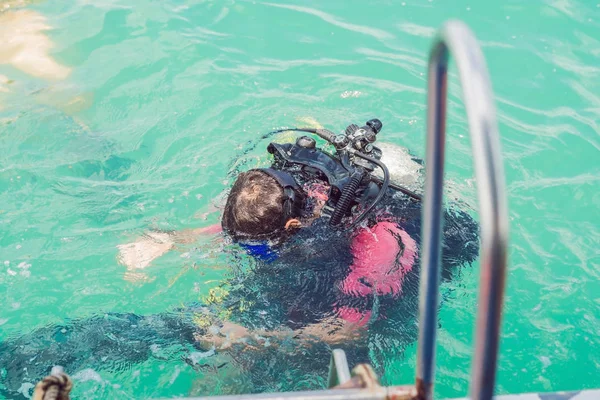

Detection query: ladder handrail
xmin=416 ymin=21 xmax=509 ymax=400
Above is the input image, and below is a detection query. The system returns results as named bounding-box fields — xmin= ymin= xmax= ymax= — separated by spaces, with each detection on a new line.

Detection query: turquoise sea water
xmin=1 ymin=0 xmax=599 ymax=398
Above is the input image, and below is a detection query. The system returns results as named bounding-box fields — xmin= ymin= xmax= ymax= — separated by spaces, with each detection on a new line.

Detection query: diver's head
xmin=222 ymin=169 xmax=306 ymax=242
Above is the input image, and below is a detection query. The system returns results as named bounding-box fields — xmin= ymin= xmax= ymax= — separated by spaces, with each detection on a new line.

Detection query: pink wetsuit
xmin=303 ymin=182 xmax=418 ymax=326
xmin=336 ymin=220 xmax=417 ymax=326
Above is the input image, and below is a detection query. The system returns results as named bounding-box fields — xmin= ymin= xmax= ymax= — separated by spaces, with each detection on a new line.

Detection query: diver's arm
xmin=170 ymin=224 xmax=222 ymax=244
xmin=117 ymin=223 xmax=222 ymax=271
xmin=195 ymin=316 xmax=365 ymax=350
xmin=294 ymin=316 xmax=366 ymax=345
xmin=116 ymin=185 xmax=228 ymax=271
xmin=117 ymin=231 xmax=176 ymax=270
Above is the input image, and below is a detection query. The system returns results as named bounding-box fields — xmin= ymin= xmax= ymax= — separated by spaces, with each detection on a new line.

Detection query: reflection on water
xmin=0 ymin=2 xmax=95 ymax=122
xmin=0 ymin=8 xmax=70 ymax=80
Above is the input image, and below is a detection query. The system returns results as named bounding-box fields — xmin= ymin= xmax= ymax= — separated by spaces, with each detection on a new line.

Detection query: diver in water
xmin=118 ymin=118 xmax=478 ymax=392
xmin=200 ymin=119 xmax=478 ymax=345
xmin=0 ymin=119 xmax=479 ymax=398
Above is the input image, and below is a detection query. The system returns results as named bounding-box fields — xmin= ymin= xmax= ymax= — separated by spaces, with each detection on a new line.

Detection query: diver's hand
xmin=117 ymin=224 xmax=221 ymax=271
xmin=195 ymin=321 xmax=256 ymax=350
xmin=117 ymin=231 xmax=175 ymax=270
xmin=296 ymin=316 xmax=366 ymax=345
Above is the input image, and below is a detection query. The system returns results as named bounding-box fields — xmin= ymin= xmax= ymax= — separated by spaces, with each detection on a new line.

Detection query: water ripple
xmin=1 ymin=0 xmax=600 ymax=398
xmin=261 ymin=2 xmax=395 ymax=41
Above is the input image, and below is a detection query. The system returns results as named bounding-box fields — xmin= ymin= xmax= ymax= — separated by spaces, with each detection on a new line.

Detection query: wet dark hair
xmin=222 ymin=169 xmax=287 ymax=240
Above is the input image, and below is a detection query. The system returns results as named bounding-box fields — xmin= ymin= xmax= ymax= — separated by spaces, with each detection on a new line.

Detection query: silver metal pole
xmin=327 ymin=349 xmax=351 ymax=388
xmin=180 ymin=386 xmax=415 ymax=400
xmin=416 ymin=20 xmax=509 ymax=400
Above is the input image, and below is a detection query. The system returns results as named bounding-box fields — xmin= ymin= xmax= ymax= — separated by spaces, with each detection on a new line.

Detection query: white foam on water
xmin=17 ymin=382 xmax=34 ymax=398
xmin=187 ymin=347 xmax=216 ymax=365
xmin=169 ymin=366 xmax=181 ymax=385
xmin=373 ymin=142 xmax=423 ymax=190
xmin=72 ymin=368 xmax=103 ymax=383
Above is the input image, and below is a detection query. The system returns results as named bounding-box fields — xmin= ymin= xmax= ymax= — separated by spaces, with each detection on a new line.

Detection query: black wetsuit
xmin=214 ymin=191 xmax=479 ymax=388
xmin=220 ymin=190 xmax=479 ymax=326
xmin=0 ymin=192 xmax=479 ymax=398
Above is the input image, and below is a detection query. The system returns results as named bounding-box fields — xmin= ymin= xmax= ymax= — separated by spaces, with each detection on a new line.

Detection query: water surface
xmin=1 ymin=0 xmax=599 ymax=398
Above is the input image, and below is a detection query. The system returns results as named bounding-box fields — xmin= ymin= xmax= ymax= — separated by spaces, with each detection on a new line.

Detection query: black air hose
xmin=329 ymin=171 xmax=364 ymax=226
xmin=346 ymin=151 xmax=390 ymax=230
